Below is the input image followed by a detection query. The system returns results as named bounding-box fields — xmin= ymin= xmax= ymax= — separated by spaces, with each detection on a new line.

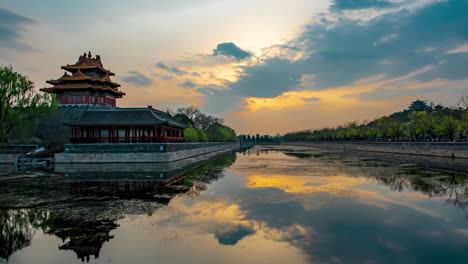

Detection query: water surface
xmin=1 ymin=146 xmax=467 ymax=264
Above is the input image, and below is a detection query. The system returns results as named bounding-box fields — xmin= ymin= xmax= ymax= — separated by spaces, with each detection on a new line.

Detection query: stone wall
xmin=63 ymin=142 xmax=235 ymax=153
xmin=33 ymin=105 xmax=112 ymax=148
xmin=55 ymin=142 xmax=239 ymax=163
xmin=0 ymin=145 xmax=37 ymax=163
xmin=54 ymin=149 xmax=236 ymax=179
xmin=283 ymin=142 xmax=468 ymax=159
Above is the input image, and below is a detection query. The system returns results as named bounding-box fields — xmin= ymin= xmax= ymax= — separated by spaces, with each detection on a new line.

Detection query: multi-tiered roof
xmin=41 ymin=52 xmax=125 ymax=98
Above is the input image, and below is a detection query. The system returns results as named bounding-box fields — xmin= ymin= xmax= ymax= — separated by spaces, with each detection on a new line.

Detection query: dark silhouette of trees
xmin=176 ymin=106 xmax=223 ymax=130
xmin=173 ymin=113 xmax=194 ymax=127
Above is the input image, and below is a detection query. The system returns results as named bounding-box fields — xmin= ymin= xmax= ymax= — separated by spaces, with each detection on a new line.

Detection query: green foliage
xmin=206 ymin=123 xmax=237 ymax=142
xmin=238 ymin=134 xmax=278 ymax=142
xmin=174 ymin=113 xmax=194 ymax=127
xmin=196 ymin=129 xmax=208 ymax=142
xmin=184 ymin=127 xmax=209 ymax=142
xmin=184 ymin=127 xmax=198 ymax=142
xmin=462 ymin=111 xmax=468 ymax=132
xmin=283 ymin=99 xmax=468 ymax=142
xmin=439 ymin=114 xmax=460 ymax=141
xmin=409 ymin=111 xmax=438 ymax=140
xmin=387 ymin=119 xmax=405 ymax=141
xmin=0 ymin=66 xmax=57 ymax=144
xmin=178 ymin=106 xmax=237 ymax=142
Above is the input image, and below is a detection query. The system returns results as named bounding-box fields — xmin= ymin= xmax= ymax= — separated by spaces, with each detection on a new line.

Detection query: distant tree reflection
xmin=0 ymin=209 xmax=53 ymax=261
xmin=284 ymin=150 xmax=468 ymax=219
xmin=0 ymin=152 xmax=238 ymax=262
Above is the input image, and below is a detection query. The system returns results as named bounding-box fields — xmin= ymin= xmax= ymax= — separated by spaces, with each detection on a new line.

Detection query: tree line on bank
xmin=174 ymin=106 xmax=237 ymax=142
xmin=237 ymin=134 xmax=281 ymax=143
xmin=0 ymin=66 xmax=57 ymax=144
xmin=283 ymin=99 xmax=468 ymax=142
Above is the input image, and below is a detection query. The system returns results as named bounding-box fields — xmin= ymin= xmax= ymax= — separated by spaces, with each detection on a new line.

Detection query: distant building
xmin=39 ymin=52 xmax=187 ymax=144
xmin=41 ymin=52 xmax=125 ymax=106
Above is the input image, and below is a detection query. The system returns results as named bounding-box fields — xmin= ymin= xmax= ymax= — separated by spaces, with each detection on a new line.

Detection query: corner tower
xmin=41 ymin=52 xmax=125 ymax=107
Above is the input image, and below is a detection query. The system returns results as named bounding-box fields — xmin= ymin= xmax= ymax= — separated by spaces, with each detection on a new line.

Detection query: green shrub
xmin=196 ymin=129 xmax=208 ymax=142
xmin=184 ymin=127 xmax=198 ymax=142
xmin=206 ymin=123 xmax=237 ymax=142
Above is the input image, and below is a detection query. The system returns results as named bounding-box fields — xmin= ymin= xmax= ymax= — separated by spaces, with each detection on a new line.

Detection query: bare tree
xmin=458 ymin=92 xmax=468 ymax=109
xmin=176 ymin=105 xmax=201 ymax=122
xmin=177 ymin=105 xmax=223 ymax=130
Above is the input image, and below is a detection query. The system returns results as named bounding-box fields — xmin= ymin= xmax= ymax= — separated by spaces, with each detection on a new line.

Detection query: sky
xmin=1 ymin=0 xmax=467 ymax=134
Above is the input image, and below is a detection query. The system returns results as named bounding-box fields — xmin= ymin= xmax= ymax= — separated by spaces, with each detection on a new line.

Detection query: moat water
xmin=1 ymin=146 xmax=467 ymax=264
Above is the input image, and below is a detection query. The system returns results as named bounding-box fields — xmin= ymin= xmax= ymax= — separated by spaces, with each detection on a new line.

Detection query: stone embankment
xmin=55 ymin=142 xmax=239 ymax=163
xmin=0 ymin=145 xmax=37 ymax=163
xmin=282 ymin=142 xmax=468 ymax=159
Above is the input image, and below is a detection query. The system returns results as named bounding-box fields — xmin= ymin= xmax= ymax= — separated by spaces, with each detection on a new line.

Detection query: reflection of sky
xmin=7 ymin=150 xmax=468 ymax=264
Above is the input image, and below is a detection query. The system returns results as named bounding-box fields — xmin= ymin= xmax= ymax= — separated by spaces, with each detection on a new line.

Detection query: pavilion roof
xmin=46 ymin=70 xmax=121 ymax=88
xmin=61 ymin=52 xmax=115 ymax=76
xmin=40 ymin=84 xmax=125 ymax=96
xmin=65 ymin=107 xmax=189 ymax=128
xmin=42 ymin=52 xmax=125 ymax=97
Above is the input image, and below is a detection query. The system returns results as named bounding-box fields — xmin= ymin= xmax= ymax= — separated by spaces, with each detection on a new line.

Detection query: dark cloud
xmin=214 ymin=226 xmax=255 ymax=245
xmin=0 ymin=8 xmax=34 ymax=26
xmin=155 ymin=62 xmax=188 ymax=75
xmin=0 ymin=8 xmax=35 ymax=51
xmin=228 ymin=58 xmax=303 ymax=97
xmin=330 ymin=0 xmax=397 ymax=11
xmin=302 ymin=97 xmax=320 ymax=102
xmin=151 ymin=72 xmax=173 ymax=80
xmin=196 ymin=84 xmax=224 ymax=96
xmin=299 ymin=0 xmax=468 ymax=88
xmin=121 ymin=71 xmax=152 ymax=86
xmin=204 ymin=0 xmax=468 ymax=107
xmin=180 ymin=79 xmax=197 ymax=88
xmin=213 ymin=42 xmax=251 ymax=60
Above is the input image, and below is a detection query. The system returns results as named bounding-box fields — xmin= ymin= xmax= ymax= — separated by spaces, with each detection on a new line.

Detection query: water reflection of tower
xmin=55 ymin=152 xmax=236 ymax=262
xmin=51 ymin=217 xmax=117 ymax=263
